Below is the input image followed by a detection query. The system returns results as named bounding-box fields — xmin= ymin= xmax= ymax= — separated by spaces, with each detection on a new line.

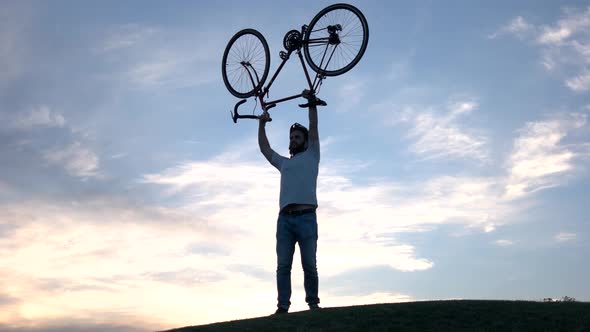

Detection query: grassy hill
xmin=161 ymin=300 xmax=590 ymax=332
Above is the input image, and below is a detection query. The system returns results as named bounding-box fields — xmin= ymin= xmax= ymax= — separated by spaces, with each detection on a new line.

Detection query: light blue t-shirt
xmin=270 ymin=139 xmax=320 ymax=210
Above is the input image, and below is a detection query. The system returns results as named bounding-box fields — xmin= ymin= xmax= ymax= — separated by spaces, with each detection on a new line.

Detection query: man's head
xmin=289 ymin=123 xmax=308 ymax=156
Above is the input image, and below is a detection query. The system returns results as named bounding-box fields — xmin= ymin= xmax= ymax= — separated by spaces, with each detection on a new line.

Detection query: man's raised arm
xmin=258 ymin=111 xmax=273 ymax=163
xmin=302 ymin=89 xmax=320 ymax=142
xmin=308 ymin=104 xmax=319 ymax=142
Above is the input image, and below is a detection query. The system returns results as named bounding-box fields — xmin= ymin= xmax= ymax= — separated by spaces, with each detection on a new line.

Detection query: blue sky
xmin=1 ymin=0 xmax=590 ymax=331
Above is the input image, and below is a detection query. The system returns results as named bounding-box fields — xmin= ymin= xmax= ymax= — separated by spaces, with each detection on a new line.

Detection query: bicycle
xmin=221 ymin=3 xmax=369 ymax=123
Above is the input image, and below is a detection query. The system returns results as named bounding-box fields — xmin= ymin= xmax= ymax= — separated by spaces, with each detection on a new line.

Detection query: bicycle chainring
xmin=283 ymin=30 xmax=302 ymax=51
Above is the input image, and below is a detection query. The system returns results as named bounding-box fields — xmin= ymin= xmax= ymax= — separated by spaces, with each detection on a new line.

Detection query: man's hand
xmin=302 ymin=89 xmax=315 ymax=100
xmin=299 ymin=89 xmax=326 ymax=108
xmin=259 ymin=111 xmax=272 ymax=124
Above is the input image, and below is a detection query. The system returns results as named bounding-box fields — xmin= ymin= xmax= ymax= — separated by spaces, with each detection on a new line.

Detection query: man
xmin=258 ymin=90 xmax=325 ymax=314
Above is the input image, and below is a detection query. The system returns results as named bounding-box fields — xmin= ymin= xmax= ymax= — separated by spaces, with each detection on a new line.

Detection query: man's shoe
xmin=309 ymin=304 xmax=321 ymax=310
xmin=274 ymin=307 xmax=288 ymax=315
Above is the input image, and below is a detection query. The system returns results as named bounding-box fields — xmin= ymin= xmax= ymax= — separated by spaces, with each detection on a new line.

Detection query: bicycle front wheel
xmin=222 ymin=29 xmax=270 ymax=98
xmin=303 ymin=3 xmax=369 ymax=77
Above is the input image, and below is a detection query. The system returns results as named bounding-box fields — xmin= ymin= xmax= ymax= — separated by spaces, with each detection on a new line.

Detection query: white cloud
xmin=142 ymin=147 xmax=529 ymax=277
xmin=504 ymin=113 xmax=587 ymax=200
xmin=141 ymin=160 xmax=280 ymax=208
xmin=11 ymin=106 xmax=66 ymax=129
xmin=141 ymin=155 xmax=434 ymax=274
xmin=565 ymin=71 xmax=590 ymax=91
xmin=43 ymin=142 xmax=100 ymax=178
xmin=537 ymin=7 xmax=590 ymax=45
xmin=572 ymin=40 xmax=590 ymax=58
xmin=554 ymin=232 xmax=576 ymax=242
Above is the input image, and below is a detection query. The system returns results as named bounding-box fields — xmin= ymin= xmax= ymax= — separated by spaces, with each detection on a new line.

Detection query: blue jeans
xmin=276 ymin=211 xmax=320 ymax=309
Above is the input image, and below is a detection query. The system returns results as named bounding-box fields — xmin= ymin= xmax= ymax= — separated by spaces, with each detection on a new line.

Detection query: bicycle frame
xmin=232 ymin=24 xmax=337 ymax=122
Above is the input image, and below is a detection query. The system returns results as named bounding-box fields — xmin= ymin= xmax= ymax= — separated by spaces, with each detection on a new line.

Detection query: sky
xmin=1 ymin=0 xmax=590 ymax=331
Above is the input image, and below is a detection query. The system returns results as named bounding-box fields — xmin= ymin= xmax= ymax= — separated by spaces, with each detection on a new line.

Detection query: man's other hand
xmin=259 ymin=111 xmax=272 ymax=123
xmin=302 ymin=89 xmax=315 ymax=100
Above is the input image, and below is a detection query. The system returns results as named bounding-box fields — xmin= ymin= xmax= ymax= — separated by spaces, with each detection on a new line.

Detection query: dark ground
xmin=161 ymin=300 xmax=590 ymax=332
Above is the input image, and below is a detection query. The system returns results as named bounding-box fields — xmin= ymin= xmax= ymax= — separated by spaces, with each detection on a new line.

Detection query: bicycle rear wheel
xmin=303 ymin=3 xmax=369 ymax=77
xmin=222 ymin=29 xmax=270 ymax=98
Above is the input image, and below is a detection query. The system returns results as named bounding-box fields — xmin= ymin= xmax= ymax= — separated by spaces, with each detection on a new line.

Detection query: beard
xmin=289 ymin=142 xmax=306 ymax=156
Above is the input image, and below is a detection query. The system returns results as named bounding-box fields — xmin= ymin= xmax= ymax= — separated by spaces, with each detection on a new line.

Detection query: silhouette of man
xmin=258 ymin=89 xmax=324 ymax=314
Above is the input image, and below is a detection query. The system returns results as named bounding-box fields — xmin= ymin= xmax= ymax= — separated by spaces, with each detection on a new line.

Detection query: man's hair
xmin=290 ymin=123 xmax=308 ymax=141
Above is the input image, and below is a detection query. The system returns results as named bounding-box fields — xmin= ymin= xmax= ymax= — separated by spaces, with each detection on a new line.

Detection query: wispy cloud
xmin=380 ymin=97 xmax=488 ymax=162
xmin=141 ymin=160 xmax=280 ymax=209
xmin=493 ymin=6 xmax=590 ymax=91
xmin=495 ymin=239 xmax=514 ymax=247
xmin=0 ymin=197 xmax=229 ymax=329
xmin=388 ymin=49 xmax=415 ymax=80
xmin=146 ymin=268 xmax=226 ymax=286
xmin=0 ymin=106 xmax=102 ymax=182
xmin=565 ymin=70 xmax=590 ymax=92
xmin=98 ymin=24 xmax=222 ymax=90
xmin=504 ymin=112 xmax=587 ymax=200
xmin=43 ymin=142 xmax=100 ymax=178
xmin=336 ymin=79 xmax=366 ymax=107
xmin=554 ymin=232 xmax=576 ymax=243
xmin=537 ymin=7 xmax=590 ymax=45
xmin=489 ymin=16 xmax=535 ymax=39
xmin=100 ymin=24 xmax=159 ymax=52
xmin=10 ymin=106 xmax=65 ymax=129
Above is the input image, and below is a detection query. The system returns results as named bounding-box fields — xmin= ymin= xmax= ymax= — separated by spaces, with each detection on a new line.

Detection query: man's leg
xmin=297 ymin=213 xmax=320 ymax=307
xmin=276 ymin=214 xmax=296 ymax=311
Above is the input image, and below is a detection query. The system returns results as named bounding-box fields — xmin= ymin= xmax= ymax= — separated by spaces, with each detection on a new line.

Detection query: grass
xmin=161 ymin=300 xmax=590 ymax=332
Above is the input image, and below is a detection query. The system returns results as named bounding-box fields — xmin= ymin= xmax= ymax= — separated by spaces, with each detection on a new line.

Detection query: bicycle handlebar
xmin=298 ymin=96 xmax=327 ymax=108
xmin=231 ymin=99 xmax=273 ymax=123
xmin=231 ymin=93 xmax=326 ymax=124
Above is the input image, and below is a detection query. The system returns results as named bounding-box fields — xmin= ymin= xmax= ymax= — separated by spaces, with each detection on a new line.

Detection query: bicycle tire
xmin=222 ymin=28 xmax=270 ymax=98
xmin=303 ymin=3 xmax=369 ymax=77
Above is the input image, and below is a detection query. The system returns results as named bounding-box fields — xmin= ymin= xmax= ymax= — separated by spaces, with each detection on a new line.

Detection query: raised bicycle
xmin=221 ymin=3 xmax=369 ymax=122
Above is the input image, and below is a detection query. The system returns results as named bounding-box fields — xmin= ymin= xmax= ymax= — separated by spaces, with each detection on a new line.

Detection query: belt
xmin=279 ymin=208 xmax=316 ymax=216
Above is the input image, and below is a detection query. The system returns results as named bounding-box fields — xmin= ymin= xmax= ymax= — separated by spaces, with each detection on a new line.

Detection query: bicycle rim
xmin=304 ymin=3 xmax=369 ymax=77
xmin=222 ymin=29 xmax=270 ymax=98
